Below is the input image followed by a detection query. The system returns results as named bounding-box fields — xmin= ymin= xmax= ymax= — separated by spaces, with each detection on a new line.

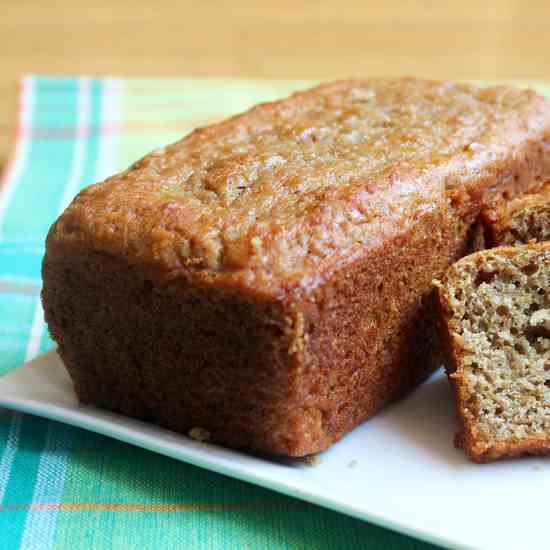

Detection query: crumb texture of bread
xmin=482 ymin=180 xmax=550 ymax=247
xmin=43 ymin=78 xmax=550 ymax=456
xmin=438 ymin=243 xmax=550 ymax=462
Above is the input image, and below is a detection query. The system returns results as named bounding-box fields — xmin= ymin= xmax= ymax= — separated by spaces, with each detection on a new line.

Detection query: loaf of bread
xmin=436 ymin=243 xmax=550 ymax=462
xmin=42 ymin=78 xmax=550 ymax=456
xmin=481 ymin=180 xmax=550 ymax=247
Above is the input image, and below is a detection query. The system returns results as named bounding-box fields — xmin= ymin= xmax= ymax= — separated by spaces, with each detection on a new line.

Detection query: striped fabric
xmin=0 ymin=77 xmax=547 ymax=550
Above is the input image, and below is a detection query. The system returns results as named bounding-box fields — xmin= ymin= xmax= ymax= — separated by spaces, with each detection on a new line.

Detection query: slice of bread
xmin=436 ymin=242 xmax=550 ymax=462
xmin=481 ymin=181 xmax=550 ymax=247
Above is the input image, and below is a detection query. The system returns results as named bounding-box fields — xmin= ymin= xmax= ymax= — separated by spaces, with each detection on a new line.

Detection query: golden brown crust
xmin=437 ymin=242 xmax=550 ymax=463
xmin=48 ymin=78 xmax=550 ymax=297
xmin=43 ymin=78 xmax=550 ymax=456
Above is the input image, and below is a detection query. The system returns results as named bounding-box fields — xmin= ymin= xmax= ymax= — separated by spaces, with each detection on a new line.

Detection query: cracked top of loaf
xmin=47 ymin=78 xmax=550 ymax=295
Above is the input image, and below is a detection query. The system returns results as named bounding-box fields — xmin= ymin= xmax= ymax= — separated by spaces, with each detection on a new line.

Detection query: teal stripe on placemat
xmin=0 ymin=245 xmax=45 ymax=282
xmin=0 ymin=415 xmax=50 ymax=546
xmin=0 ymin=293 xmax=38 ymax=375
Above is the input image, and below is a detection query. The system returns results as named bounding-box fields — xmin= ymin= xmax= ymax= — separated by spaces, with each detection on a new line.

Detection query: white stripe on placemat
xmin=24 ymin=304 xmax=45 ymax=362
xmin=95 ymin=77 xmax=122 ymax=181
xmin=0 ymin=412 xmax=23 ymax=502
xmin=58 ymin=77 xmax=92 ymax=213
xmin=0 ymin=77 xmax=35 ymax=243
xmin=19 ymin=422 xmax=72 ymax=550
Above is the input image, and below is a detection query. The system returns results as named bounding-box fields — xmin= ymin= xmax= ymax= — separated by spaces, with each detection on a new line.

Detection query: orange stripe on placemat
xmin=0 ymin=500 xmax=297 ymax=512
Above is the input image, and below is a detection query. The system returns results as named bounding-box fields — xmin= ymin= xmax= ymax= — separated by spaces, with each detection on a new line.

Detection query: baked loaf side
xmin=43 ymin=78 xmax=550 ymax=456
xmin=481 ymin=180 xmax=550 ymax=247
xmin=436 ymin=243 xmax=550 ymax=462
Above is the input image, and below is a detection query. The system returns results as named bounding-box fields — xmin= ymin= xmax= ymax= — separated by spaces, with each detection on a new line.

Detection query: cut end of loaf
xmin=503 ymin=205 xmax=550 ymax=246
xmin=439 ymin=243 xmax=550 ymax=462
xmin=482 ymin=180 xmax=550 ymax=247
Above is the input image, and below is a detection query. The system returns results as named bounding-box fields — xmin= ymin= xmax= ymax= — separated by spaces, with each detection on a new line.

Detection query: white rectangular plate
xmin=0 ymin=350 xmax=548 ymax=550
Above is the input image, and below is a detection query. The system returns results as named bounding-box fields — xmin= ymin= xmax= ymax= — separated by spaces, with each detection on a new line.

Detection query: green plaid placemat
xmin=1 ymin=76 xmax=548 ymax=550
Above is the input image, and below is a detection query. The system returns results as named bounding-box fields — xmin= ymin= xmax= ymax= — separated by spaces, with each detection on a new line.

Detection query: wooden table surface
xmin=2 ymin=0 xmax=550 ymax=168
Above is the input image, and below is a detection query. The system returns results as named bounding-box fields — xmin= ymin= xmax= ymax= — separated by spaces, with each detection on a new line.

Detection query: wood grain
xmin=2 ymin=0 xmax=550 ymax=167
